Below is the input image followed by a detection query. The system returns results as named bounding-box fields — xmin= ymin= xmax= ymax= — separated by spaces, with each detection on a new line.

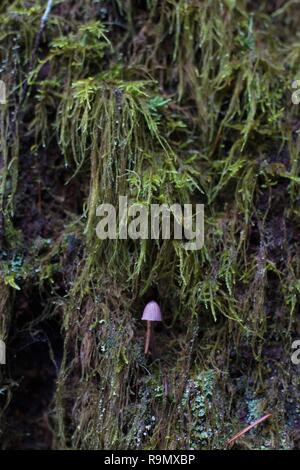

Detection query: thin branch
xmin=18 ymin=0 xmax=54 ymax=111
xmin=10 ymin=0 xmax=54 ymax=140
xmin=226 ymin=413 xmax=272 ymax=446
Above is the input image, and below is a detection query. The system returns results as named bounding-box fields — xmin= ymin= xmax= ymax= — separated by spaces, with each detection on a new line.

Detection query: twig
xmin=10 ymin=0 xmax=54 ymax=137
xmin=30 ymin=0 xmax=54 ymax=69
xmin=21 ymin=0 xmax=54 ymax=104
xmin=226 ymin=413 xmax=272 ymax=446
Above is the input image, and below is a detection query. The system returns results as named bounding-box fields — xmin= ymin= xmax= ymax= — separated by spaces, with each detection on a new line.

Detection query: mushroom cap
xmin=142 ymin=301 xmax=162 ymax=322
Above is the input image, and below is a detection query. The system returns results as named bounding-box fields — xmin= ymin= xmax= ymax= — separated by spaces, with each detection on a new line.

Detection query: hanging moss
xmin=1 ymin=0 xmax=300 ymax=450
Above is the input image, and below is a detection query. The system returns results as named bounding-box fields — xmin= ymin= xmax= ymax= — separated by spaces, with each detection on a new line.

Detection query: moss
xmin=1 ymin=0 xmax=300 ymax=450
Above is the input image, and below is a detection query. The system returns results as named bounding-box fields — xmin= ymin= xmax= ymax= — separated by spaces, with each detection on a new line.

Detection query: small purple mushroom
xmin=142 ymin=301 xmax=162 ymax=355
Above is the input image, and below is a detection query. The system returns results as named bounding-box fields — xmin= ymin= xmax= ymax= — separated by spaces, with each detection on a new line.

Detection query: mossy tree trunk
xmin=0 ymin=0 xmax=300 ymax=449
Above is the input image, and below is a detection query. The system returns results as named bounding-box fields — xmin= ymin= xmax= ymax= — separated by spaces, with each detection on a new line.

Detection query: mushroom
xmin=142 ymin=301 xmax=162 ymax=356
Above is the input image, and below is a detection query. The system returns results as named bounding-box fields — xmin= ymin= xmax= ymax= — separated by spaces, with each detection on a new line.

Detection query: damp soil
xmin=1 ymin=144 xmax=72 ymax=449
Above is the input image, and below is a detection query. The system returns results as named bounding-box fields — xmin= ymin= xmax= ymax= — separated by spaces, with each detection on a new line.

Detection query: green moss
xmin=1 ymin=0 xmax=300 ymax=450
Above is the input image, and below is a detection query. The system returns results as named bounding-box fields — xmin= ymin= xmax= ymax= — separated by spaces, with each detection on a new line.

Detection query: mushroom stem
xmin=145 ymin=321 xmax=153 ymax=355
